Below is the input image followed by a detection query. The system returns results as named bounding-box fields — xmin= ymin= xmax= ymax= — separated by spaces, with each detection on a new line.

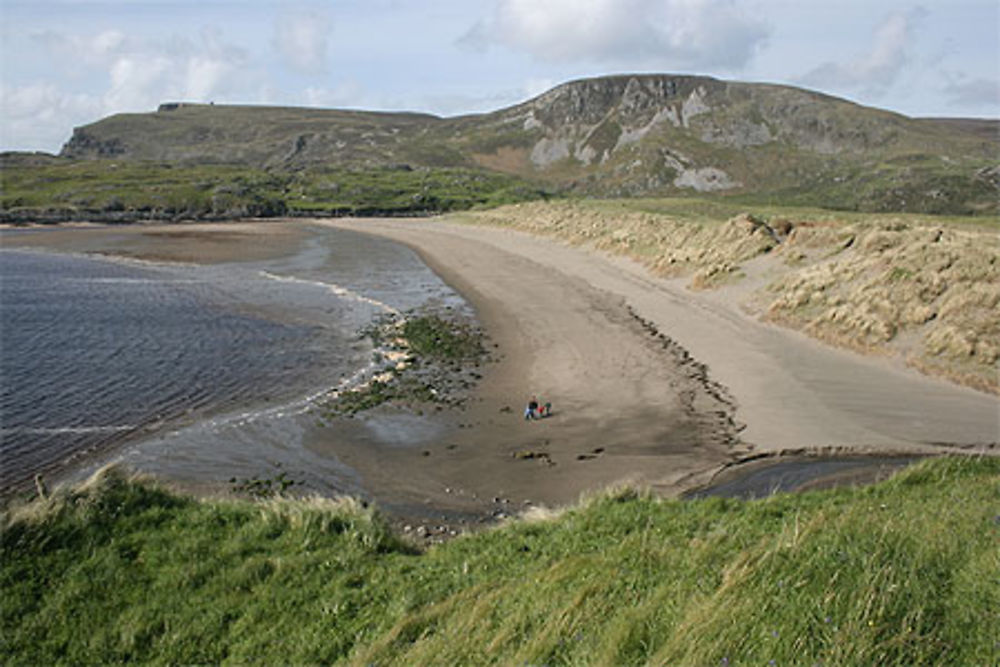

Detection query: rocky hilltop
xmin=59 ymin=74 xmax=999 ymax=214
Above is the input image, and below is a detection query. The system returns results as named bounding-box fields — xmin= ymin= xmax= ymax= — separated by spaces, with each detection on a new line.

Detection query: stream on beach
xmin=0 ymin=226 xmax=467 ymax=498
xmin=686 ymin=456 xmax=924 ymax=500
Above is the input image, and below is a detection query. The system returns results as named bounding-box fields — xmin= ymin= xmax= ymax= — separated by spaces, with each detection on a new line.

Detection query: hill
xmin=52 ymin=74 xmax=999 ymax=215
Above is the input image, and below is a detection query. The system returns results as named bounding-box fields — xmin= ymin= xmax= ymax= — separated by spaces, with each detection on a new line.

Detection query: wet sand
xmin=1 ymin=221 xmax=309 ymax=265
xmin=3 ymin=220 xmax=742 ymax=524
xmin=305 ymin=220 xmax=743 ymax=524
xmin=7 ymin=218 xmax=998 ymax=530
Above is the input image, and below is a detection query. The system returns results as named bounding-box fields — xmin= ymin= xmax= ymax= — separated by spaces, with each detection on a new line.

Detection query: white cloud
xmin=0 ymin=83 xmax=101 ymax=151
xmin=272 ymin=8 xmax=332 ymax=74
xmin=92 ymin=29 xmax=126 ymax=58
xmin=31 ymin=29 xmax=127 ymax=69
xmin=460 ymin=0 xmax=768 ymax=70
xmin=104 ymin=55 xmax=173 ymax=110
xmin=1 ymin=83 xmax=98 ymax=124
xmin=4 ymin=27 xmax=256 ymax=152
xmin=30 ymin=26 xmax=251 ymax=111
xmin=96 ymin=29 xmax=250 ymax=110
xmin=799 ymin=8 xmax=926 ymax=97
xmin=184 ymin=56 xmax=237 ymax=100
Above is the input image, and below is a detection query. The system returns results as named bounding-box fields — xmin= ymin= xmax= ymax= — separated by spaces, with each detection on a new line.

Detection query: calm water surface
xmin=0 ymin=226 xmax=466 ymax=495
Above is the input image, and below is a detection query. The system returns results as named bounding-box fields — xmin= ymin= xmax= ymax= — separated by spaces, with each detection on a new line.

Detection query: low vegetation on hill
xmin=461 ymin=200 xmax=1000 ymax=393
xmin=0 ymin=160 xmax=548 ymax=223
xmin=2 ymin=457 xmax=997 ymax=664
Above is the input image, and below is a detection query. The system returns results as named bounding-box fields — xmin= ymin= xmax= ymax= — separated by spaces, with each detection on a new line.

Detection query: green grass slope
xmin=3 ymin=457 xmax=997 ymax=665
xmin=60 ymin=103 xmax=445 ymax=168
xmin=0 ymin=160 xmax=547 ymax=223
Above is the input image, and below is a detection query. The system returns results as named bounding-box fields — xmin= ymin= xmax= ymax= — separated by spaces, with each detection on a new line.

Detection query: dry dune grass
xmin=465 ymin=201 xmax=999 ymax=393
xmin=765 ymin=222 xmax=999 ymax=392
xmin=468 ymin=201 xmax=779 ymax=286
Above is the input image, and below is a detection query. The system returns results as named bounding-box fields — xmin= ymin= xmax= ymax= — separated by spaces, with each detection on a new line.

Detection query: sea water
xmin=0 ymin=226 xmax=466 ymax=496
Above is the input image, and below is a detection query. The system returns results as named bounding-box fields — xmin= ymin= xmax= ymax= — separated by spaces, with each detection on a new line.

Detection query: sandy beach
xmin=304 ymin=219 xmax=745 ymax=522
xmin=5 ymin=218 xmax=998 ymax=527
xmin=303 ymin=216 xmax=995 ymax=525
xmin=328 ymin=218 xmax=998 ymax=447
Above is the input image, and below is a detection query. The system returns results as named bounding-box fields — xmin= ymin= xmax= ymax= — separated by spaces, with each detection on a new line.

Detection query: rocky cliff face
xmin=57 ymin=74 xmax=998 ymax=212
xmin=456 ymin=74 xmax=990 ymax=195
xmin=61 ymin=130 xmax=127 ymax=158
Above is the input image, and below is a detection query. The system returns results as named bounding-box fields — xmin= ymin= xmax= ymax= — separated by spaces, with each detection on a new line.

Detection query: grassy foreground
xmin=2 ymin=457 xmax=998 ymax=665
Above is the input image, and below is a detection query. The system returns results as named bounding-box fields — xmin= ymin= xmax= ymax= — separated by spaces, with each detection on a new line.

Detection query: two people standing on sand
xmin=524 ymin=395 xmax=551 ymax=420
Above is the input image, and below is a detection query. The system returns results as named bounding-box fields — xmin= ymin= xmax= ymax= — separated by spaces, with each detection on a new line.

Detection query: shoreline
xmin=0 ymin=223 xmax=370 ymax=501
xmin=2 ymin=220 xmax=743 ymax=524
xmin=4 ymin=219 xmax=997 ymax=531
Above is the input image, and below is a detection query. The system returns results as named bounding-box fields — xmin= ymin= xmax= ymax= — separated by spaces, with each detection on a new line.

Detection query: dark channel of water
xmin=0 ymin=227 xmax=467 ymax=496
xmin=686 ymin=456 xmax=923 ymax=500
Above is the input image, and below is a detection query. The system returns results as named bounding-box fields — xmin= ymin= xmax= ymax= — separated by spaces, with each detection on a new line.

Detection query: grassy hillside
xmin=0 ymin=159 xmax=548 ymax=223
xmin=41 ymin=75 xmax=999 ymax=216
xmin=2 ymin=457 xmax=998 ymax=664
xmin=61 ymin=104 xmax=445 ymax=168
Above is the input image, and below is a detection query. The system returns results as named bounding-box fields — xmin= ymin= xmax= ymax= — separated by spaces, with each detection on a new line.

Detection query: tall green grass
xmin=3 ymin=457 xmax=998 ymax=665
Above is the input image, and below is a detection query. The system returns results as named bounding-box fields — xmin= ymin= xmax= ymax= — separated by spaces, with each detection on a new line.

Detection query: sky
xmin=1 ymin=0 xmax=997 ymax=153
